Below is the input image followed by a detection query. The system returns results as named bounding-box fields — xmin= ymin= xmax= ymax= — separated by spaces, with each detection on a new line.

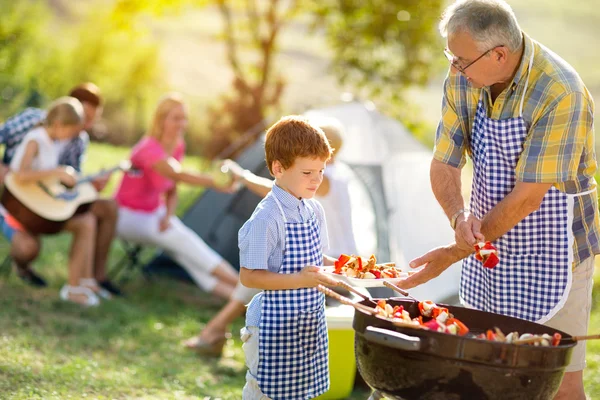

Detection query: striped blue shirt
xmin=241 ymin=184 xmax=329 ymax=327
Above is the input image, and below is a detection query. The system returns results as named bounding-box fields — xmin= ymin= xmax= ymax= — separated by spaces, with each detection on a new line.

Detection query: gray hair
xmin=439 ymin=0 xmax=523 ymax=52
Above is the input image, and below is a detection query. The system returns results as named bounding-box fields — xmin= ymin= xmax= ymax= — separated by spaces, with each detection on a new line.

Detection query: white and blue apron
xmin=257 ymin=197 xmax=330 ymax=399
xmin=460 ymin=44 xmax=594 ymax=323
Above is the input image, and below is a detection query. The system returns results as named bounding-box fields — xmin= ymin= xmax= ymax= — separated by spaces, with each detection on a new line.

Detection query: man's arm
xmin=430 ymin=158 xmax=465 ymax=220
xmin=480 ymin=181 xmax=551 ymax=241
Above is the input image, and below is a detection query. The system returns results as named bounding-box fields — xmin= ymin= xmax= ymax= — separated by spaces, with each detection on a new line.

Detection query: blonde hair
xmin=44 ymin=96 xmax=84 ymax=127
xmin=314 ymin=117 xmax=345 ymax=155
xmin=147 ymin=93 xmax=186 ymax=140
xmin=265 ymin=115 xmax=332 ymax=175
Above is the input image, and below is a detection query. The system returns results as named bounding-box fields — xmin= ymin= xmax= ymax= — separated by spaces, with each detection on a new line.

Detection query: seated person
xmin=0 ymin=83 xmax=121 ymax=295
xmin=184 ymin=117 xmax=359 ymax=356
xmin=6 ymin=97 xmax=106 ymax=306
xmin=113 ymin=93 xmax=239 ymax=301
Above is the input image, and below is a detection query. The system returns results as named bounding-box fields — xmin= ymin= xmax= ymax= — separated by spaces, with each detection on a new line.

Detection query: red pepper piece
xmin=552 ymin=332 xmax=562 ymax=346
xmin=486 ymin=329 xmax=496 ymax=341
xmin=482 ymin=252 xmax=499 ymax=268
xmin=482 ymin=242 xmax=496 ymax=250
xmin=357 ymin=257 xmax=363 ymax=272
xmin=392 ymin=305 xmax=404 ymax=314
xmin=431 ymin=307 xmax=449 ymax=319
xmin=371 ymin=270 xmax=382 ymax=279
xmin=334 ymin=254 xmax=351 ymax=273
xmin=418 ymin=301 xmax=436 ymax=317
xmin=446 ymin=318 xmax=469 ymax=336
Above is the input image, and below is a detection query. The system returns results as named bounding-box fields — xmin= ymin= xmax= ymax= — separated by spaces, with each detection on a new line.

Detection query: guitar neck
xmin=75 ymin=164 xmax=129 ymax=185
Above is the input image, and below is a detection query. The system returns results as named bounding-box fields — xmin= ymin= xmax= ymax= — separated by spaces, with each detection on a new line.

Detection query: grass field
xmin=0 ymin=142 xmax=599 ymax=399
xmin=1 ymin=0 xmax=600 ymax=398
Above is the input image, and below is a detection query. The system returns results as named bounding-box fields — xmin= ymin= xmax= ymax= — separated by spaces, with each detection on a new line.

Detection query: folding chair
xmin=107 ymin=240 xmax=148 ymax=283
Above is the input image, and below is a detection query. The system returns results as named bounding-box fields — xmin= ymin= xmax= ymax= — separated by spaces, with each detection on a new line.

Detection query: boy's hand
xmin=298 ymin=265 xmax=338 ymax=288
xmin=57 ymin=166 xmax=77 ymax=188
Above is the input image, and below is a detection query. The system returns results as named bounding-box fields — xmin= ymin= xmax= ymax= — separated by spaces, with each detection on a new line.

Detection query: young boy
xmin=239 ymin=116 xmax=339 ymax=400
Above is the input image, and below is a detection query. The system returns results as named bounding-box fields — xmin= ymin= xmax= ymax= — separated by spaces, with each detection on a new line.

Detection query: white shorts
xmin=544 ymin=256 xmax=595 ymax=372
xmin=241 ymin=326 xmax=271 ymax=400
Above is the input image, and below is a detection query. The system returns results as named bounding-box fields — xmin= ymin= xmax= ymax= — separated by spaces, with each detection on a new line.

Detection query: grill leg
xmin=368 ymin=391 xmax=385 ymax=400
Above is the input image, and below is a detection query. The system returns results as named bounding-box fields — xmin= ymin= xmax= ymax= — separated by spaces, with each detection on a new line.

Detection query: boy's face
xmin=273 ymin=156 xmax=326 ymax=200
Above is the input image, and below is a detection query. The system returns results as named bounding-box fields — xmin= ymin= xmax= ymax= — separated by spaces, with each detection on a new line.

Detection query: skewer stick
xmin=512 ymin=336 xmax=547 ymax=345
xmin=572 ymin=333 xmax=600 ymax=341
xmin=317 ymin=285 xmax=376 ymax=315
xmin=383 ymin=281 xmax=419 ymax=301
xmin=336 ymin=280 xmax=377 ymax=306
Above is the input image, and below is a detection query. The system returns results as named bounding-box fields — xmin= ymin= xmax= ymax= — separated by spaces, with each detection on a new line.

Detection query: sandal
xmin=183 ymin=332 xmax=231 ymax=357
xmin=60 ymin=285 xmax=100 ymax=307
xmin=80 ymin=278 xmax=112 ymax=300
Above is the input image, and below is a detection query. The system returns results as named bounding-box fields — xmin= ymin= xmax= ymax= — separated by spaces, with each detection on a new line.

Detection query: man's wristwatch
xmin=450 ymin=208 xmax=469 ymax=230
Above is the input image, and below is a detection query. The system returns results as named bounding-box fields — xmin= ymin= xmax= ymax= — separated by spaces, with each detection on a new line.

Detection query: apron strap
xmin=272 ymin=193 xmax=288 ymax=223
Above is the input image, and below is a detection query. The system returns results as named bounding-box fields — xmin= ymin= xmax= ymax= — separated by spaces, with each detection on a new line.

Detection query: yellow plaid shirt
xmin=434 ymin=33 xmax=600 ymax=266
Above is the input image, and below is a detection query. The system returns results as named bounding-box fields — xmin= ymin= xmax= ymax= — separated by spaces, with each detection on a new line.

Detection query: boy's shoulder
xmin=248 ymin=191 xmax=282 ymax=222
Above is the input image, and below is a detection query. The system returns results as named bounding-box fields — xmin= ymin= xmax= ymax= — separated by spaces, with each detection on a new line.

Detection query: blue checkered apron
xmin=459 ymin=46 xmax=592 ymax=323
xmin=256 ymin=197 xmax=330 ymax=399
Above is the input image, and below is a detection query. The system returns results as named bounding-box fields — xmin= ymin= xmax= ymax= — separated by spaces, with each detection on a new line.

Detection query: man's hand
xmin=396 ymin=245 xmax=469 ymax=290
xmin=298 ymin=265 xmax=338 ymax=288
xmin=454 ymin=213 xmax=485 ymax=251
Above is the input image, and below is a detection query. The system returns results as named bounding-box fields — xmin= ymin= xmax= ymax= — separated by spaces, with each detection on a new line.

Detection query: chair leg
xmin=108 ymin=242 xmax=144 ymax=283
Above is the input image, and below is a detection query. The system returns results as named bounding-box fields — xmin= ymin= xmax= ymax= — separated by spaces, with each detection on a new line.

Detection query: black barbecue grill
xmin=353 ymin=298 xmax=575 ymax=400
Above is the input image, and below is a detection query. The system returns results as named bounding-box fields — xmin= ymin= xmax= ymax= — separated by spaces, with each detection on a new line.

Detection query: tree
xmin=308 ymin=0 xmax=445 ymax=119
xmin=204 ymin=0 xmax=297 ymax=159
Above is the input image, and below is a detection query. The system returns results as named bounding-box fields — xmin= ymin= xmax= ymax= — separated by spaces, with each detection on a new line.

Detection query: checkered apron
xmin=460 ymin=46 xmax=592 ymax=323
xmin=257 ymin=197 xmax=330 ymax=399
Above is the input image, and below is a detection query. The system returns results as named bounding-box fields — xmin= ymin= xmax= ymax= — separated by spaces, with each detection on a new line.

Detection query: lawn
xmin=0 ymin=142 xmax=599 ymax=399
xmin=0 ymin=143 xmax=372 ymax=399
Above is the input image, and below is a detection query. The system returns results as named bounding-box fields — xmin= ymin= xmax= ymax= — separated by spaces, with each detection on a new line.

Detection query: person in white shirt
xmin=183 ymin=117 xmax=359 ymax=356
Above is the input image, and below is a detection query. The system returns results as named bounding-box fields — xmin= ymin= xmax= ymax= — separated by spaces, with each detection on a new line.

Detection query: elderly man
xmin=0 ymin=83 xmax=122 ymax=296
xmin=401 ymin=1 xmax=599 ymax=399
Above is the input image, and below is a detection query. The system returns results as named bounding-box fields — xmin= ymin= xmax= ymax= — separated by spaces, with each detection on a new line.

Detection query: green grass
xmin=0 ymin=143 xmax=372 ymax=399
xmin=0 ymin=143 xmax=599 ymax=399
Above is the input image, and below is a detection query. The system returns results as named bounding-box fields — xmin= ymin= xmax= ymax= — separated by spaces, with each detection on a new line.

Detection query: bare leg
xmin=183 ymin=299 xmax=246 ymax=355
xmin=63 ymin=212 xmax=97 ymax=304
xmin=553 ymin=371 xmax=585 ymax=400
xmin=89 ymin=198 xmax=118 ymax=281
xmin=201 ymin=300 xmax=246 ymax=341
xmin=10 ymin=230 xmax=41 ymax=269
xmin=211 ymin=260 xmax=239 ymax=286
xmin=211 ymin=281 xmax=236 ymax=301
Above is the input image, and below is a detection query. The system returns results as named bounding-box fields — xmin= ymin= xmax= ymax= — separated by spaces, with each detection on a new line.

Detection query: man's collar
xmin=509 ymin=32 xmax=533 ymax=90
xmin=272 ymin=184 xmax=303 ymax=210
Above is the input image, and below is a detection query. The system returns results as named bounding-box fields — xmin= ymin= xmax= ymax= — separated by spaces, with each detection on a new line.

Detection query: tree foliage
xmin=204 ymin=0 xmax=299 ymax=159
xmin=307 ymin=0 xmax=445 ymax=116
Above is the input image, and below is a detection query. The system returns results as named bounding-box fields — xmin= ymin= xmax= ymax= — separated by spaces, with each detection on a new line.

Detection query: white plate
xmin=320 ymin=266 xmax=410 ymax=288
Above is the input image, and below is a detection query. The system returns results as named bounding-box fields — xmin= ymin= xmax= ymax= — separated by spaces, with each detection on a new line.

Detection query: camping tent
xmin=144 ymin=101 xmax=461 ymax=304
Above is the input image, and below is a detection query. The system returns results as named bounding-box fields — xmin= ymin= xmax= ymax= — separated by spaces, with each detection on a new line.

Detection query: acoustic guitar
xmin=0 ymin=161 xmax=132 ymax=235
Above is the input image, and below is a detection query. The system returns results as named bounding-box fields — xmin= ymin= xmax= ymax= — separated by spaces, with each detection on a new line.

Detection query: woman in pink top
xmin=114 ymin=93 xmax=239 ymax=300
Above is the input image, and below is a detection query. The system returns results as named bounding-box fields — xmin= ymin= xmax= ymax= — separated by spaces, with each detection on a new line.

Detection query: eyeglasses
xmin=444 ymin=46 xmax=503 ymax=74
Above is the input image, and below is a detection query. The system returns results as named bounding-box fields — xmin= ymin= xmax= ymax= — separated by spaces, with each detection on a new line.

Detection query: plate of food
xmin=321 ymin=254 xmax=413 ymax=287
